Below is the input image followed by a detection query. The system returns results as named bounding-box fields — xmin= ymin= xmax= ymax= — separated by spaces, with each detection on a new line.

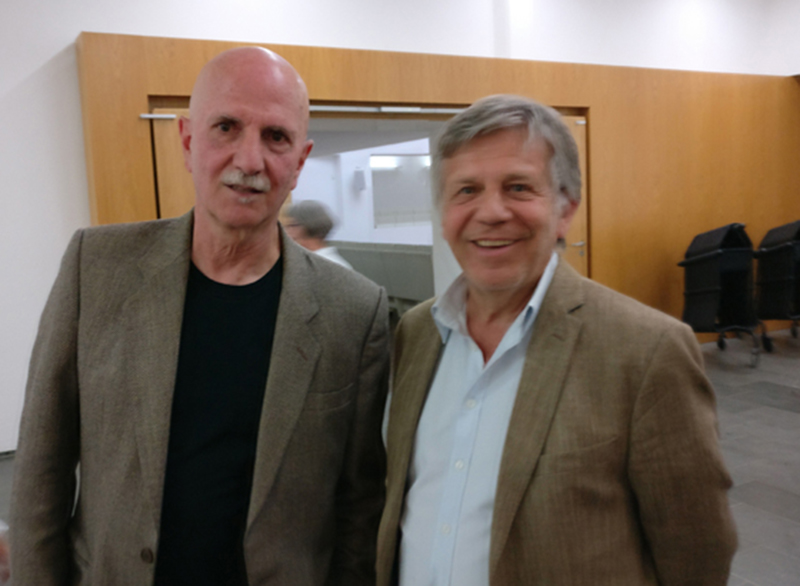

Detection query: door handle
xmin=570 ymin=241 xmax=586 ymax=247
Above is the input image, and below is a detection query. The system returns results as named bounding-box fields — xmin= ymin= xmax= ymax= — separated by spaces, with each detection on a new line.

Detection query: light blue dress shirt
xmin=398 ymin=253 xmax=559 ymax=586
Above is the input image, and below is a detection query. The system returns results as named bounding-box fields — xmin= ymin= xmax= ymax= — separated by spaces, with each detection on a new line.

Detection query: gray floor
xmin=0 ymin=330 xmax=798 ymax=584
xmin=709 ymin=329 xmax=800 ymax=586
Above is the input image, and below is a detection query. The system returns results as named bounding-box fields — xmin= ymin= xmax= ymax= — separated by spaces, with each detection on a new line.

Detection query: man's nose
xmin=474 ymin=188 xmax=513 ymax=223
xmin=233 ymin=129 xmax=266 ymax=175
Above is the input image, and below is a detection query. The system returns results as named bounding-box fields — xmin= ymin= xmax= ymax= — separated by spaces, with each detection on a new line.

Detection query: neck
xmin=465 ymin=281 xmax=537 ymax=363
xmin=303 ymin=238 xmax=325 ymax=252
xmin=192 ymin=217 xmax=281 ymax=285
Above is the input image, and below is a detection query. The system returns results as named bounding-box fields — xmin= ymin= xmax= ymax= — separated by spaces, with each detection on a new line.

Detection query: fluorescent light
xmin=370 ymin=156 xmax=399 ymax=169
xmin=380 ymin=106 xmax=422 ymax=114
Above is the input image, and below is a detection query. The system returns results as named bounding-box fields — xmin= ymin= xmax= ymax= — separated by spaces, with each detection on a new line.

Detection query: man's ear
xmin=178 ymin=116 xmax=193 ymax=173
xmin=289 ymin=139 xmax=314 ymax=190
xmin=556 ymin=196 xmax=580 ymax=240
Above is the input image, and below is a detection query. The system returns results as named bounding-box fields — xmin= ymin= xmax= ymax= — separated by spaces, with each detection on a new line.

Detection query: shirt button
xmin=465 ymin=399 xmax=477 ymax=409
xmin=441 ymin=524 xmax=452 ymax=535
xmin=140 ymin=548 xmax=155 ymax=564
xmin=454 ymin=460 xmax=465 ymax=470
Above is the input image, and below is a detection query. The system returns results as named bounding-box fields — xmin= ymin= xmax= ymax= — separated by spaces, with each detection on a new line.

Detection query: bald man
xmin=11 ymin=48 xmax=390 ymax=586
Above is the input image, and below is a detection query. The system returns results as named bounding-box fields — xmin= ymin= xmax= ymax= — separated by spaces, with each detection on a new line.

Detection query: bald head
xmin=190 ymin=47 xmax=310 ymax=135
xmin=180 ymin=46 xmax=314 ymax=241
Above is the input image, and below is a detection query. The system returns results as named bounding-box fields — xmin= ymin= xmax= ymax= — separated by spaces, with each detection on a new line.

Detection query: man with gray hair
xmin=284 ymin=200 xmax=353 ymax=269
xmin=377 ymin=94 xmax=736 ymax=586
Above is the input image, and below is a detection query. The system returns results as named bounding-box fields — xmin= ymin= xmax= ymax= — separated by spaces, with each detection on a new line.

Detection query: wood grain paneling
xmin=76 ymin=32 xmax=800 ymax=324
xmin=151 ymin=108 xmax=194 ymax=219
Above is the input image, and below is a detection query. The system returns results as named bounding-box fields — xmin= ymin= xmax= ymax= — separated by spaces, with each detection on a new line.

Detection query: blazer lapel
xmin=386 ymin=304 xmax=443 ymax=487
xmin=124 ymin=213 xmax=193 ymax=524
xmin=379 ymin=301 xmax=443 ymax=582
xmin=489 ymin=261 xmax=585 ymax=577
xmin=246 ymin=234 xmax=321 ymax=529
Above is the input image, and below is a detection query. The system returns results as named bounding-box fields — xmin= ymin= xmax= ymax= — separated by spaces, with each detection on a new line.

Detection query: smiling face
xmin=180 ymin=48 xmax=313 ymax=236
xmin=441 ymin=127 xmax=577 ymax=301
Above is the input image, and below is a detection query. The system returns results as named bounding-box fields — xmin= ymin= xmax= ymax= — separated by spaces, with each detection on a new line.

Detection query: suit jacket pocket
xmin=302 ymin=382 xmax=356 ymax=411
xmin=535 ymin=436 xmax=622 ymax=475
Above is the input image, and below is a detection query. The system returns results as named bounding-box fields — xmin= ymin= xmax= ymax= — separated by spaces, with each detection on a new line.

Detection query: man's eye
xmin=508 ymin=184 xmax=530 ymax=192
xmin=268 ymin=130 xmax=287 ymax=142
xmin=218 ymin=122 xmax=231 ymax=132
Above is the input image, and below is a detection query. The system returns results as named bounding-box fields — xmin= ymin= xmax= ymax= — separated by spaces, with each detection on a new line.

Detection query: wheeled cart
xmin=679 ymin=223 xmax=763 ymax=367
xmin=754 ymin=220 xmax=800 ymax=350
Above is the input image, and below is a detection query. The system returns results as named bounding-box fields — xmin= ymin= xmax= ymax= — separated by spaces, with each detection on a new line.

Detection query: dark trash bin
xmin=754 ymin=220 xmax=800 ymax=342
xmin=679 ymin=223 xmax=763 ymax=366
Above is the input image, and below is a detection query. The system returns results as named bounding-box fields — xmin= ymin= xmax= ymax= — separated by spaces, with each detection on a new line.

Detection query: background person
xmin=284 ymin=200 xmax=353 ymax=269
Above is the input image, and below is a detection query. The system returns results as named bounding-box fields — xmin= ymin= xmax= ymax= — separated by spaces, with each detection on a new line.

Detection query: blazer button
xmin=140 ymin=548 xmax=155 ymax=564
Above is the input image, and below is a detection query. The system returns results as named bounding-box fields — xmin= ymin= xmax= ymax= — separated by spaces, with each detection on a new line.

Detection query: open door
xmin=151 ymin=108 xmax=194 ymax=219
xmin=149 ymin=107 xmax=590 ymax=280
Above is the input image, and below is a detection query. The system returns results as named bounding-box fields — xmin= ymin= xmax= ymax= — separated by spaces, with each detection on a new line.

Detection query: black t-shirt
xmin=154 ymin=258 xmax=282 ymax=586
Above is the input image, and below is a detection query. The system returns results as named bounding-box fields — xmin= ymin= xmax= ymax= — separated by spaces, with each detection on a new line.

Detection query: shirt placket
xmin=429 ymin=340 xmax=491 ymax=585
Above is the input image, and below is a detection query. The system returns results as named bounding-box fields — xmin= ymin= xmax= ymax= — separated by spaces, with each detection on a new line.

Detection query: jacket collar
xmin=489 ymin=260 xmax=586 ymax=578
xmin=125 ymin=211 xmax=324 ymax=530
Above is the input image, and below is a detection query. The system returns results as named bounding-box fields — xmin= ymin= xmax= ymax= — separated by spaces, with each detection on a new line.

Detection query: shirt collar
xmin=431 ymin=252 xmax=560 ymax=344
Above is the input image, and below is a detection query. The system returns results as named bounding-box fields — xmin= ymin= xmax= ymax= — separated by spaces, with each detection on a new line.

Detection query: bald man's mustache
xmin=221 ymin=169 xmax=271 ymax=193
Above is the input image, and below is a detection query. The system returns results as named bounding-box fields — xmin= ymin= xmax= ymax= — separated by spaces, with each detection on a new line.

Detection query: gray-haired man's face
xmin=440 ymin=128 xmax=577 ymax=299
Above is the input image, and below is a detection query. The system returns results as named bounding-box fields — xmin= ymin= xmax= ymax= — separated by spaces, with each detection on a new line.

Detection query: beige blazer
xmin=377 ymin=260 xmax=737 ymax=586
xmin=11 ymin=212 xmax=390 ymax=586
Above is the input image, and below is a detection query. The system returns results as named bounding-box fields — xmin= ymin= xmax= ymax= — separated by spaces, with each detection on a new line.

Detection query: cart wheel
xmin=750 ymin=347 xmax=760 ymax=368
xmin=762 ymin=334 xmax=773 ymax=353
xmin=792 ymin=323 xmax=798 ymax=338
xmin=717 ymin=335 xmax=726 ymax=350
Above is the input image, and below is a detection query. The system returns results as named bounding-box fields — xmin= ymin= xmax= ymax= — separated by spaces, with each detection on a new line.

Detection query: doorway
xmin=147 ymin=104 xmax=590 ymax=287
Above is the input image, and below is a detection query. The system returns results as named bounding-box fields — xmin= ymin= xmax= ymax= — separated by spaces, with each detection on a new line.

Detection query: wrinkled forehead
xmin=190 ymin=48 xmax=310 ymax=130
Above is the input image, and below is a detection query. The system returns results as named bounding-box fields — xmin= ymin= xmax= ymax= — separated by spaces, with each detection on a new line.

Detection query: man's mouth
xmin=225 ymin=183 xmax=265 ymax=204
xmin=474 ymin=239 xmax=514 ymax=248
xmin=226 ymin=184 xmax=264 ymax=194
xmin=220 ymin=169 xmax=271 ymax=198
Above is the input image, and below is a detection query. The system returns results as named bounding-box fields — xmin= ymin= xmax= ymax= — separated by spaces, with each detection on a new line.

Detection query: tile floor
xmin=708 ymin=329 xmax=800 ymax=586
xmin=0 ymin=329 xmax=798 ymax=585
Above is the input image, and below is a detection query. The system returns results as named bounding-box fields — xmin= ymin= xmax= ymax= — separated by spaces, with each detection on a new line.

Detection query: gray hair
xmin=432 ymin=94 xmax=581 ymax=207
xmin=285 ymin=200 xmax=335 ymax=240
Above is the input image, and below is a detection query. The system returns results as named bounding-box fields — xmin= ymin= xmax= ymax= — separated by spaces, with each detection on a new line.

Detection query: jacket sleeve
xmin=628 ymin=323 xmax=738 ymax=585
xmin=10 ymin=230 xmax=84 ymax=586
xmin=327 ymin=289 xmax=390 ymax=586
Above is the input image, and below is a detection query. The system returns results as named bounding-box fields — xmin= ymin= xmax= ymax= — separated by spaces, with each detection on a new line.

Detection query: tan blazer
xmin=11 ymin=212 xmax=390 ymax=586
xmin=378 ymin=261 xmax=737 ymax=586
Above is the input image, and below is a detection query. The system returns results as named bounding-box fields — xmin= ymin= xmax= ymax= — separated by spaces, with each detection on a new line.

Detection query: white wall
xmin=291 ymin=155 xmax=343 ymax=226
xmin=762 ymin=0 xmax=800 ymax=76
xmin=1 ymin=0 xmax=799 ymax=451
xmin=500 ymin=0 xmax=766 ymax=73
xmin=294 ymin=139 xmax=434 ymax=245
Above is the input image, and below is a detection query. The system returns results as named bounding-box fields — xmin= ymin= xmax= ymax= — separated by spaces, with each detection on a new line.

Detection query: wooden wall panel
xmin=77 ymin=33 xmax=158 ymax=223
xmin=76 ymin=32 xmax=800 ymax=323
